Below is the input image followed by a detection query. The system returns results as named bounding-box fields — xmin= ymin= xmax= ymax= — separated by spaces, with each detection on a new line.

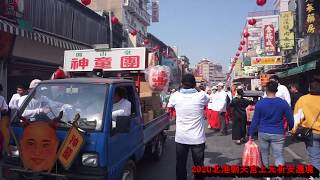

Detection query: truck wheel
xmin=121 ymin=160 xmax=136 ymax=180
xmin=152 ymin=135 xmax=164 ymax=161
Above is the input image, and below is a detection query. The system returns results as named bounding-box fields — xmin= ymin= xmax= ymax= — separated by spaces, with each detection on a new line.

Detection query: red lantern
xmin=243 ymin=31 xmax=250 ymax=38
xmin=52 ymin=69 xmax=66 ymax=79
xmin=240 ymin=40 xmax=246 ymax=46
xmin=248 ymin=18 xmax=257 ymax=26
xmin=81 ymin=0 xmax=91 ymax=6
xmin=236 ymin=52 xmax=240 ymax=57
xmin=256 ymin=0 xmax=267 ymax=6
xmin=111 ymin=16 xmax=119 ymax=25
xmin=130 ymin=29 xmax=137 ymax=36
xmin=238 ymin=46 xmax=243 ymax=51
xmin=144 ymin=39 xmax=150 ymax=45
xmin=147 ymin=66 xmax=170 ymax=92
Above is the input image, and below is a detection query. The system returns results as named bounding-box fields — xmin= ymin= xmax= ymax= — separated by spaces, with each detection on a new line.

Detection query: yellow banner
xmin=280 ymin=11 xmax=295 ymax=50
xmin=58 ymin=126 xmax=85 ymax=170
xmin=251 ymin=56 xmax=283 ymax=65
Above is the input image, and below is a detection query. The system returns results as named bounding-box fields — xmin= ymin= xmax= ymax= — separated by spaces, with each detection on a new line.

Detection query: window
xmin=19 ymin=83 xmax=107 ymax=131
xmin=111 ymin=85 xmax=137 ymax=121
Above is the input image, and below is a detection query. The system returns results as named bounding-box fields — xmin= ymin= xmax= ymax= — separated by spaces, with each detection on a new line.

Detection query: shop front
xmin=0 ymin=17 xmax=89 ymax=100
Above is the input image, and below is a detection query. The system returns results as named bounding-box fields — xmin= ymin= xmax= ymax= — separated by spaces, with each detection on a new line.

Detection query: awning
xmin=0 ymin=18 xmax=89 ymax=50
xmin=277 ymin=60 xmax=318 ymax=78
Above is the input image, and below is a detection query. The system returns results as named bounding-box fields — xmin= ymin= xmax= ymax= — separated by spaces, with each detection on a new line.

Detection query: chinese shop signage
xmin=264 ymin=25 xmax=276 ymax=55
xmin=58 ymin=126 xmax=84 ymax=170
xmin=64 ymin=48 xmax=147 ymax=71
xmin=305 ymin=0 xmax=320 ymax=34
xmin=280 ymin=11 xmax=295 ymax=50
xmin=251 ymin=56 xmax=283 ymax=66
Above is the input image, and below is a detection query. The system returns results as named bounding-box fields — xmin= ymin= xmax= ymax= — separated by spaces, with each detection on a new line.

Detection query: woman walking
xmin=230 ymin=88 xmax=250 ymax=144
xmin=293 ymin=74 xmax=320 ymax=170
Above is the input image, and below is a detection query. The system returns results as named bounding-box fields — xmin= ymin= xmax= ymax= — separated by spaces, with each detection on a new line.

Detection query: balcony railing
xmin=123 ymin=0 xmax=151 ymax=26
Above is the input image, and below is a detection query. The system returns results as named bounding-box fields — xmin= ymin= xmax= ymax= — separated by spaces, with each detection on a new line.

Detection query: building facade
xmin=84 ymin=0 xmax=151 ymax=47
xmin=195 ymin=58 xmax=224 ymax=85
xmin=0 ymin=0 xmax=123 ymax=99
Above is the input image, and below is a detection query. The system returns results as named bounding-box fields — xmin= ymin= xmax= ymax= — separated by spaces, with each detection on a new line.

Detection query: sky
xmin=148 ymin=0 xmax=275 ymax=71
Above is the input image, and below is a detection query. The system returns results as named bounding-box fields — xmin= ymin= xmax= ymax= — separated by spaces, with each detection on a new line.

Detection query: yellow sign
xmin=58 ymin=126 xmax=85 ymax=170
xmin=251 ymin=56 xmax=283 ymax=66
xmin=280 ymin=11 xmax=295 ymax=50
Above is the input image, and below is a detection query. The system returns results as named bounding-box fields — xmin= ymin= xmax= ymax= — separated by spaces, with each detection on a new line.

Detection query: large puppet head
xmin=19 ymin=112 xmax=62 ymax=172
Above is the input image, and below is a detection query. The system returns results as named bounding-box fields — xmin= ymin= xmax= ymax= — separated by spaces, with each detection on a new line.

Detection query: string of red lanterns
xmin=81 ymin=0 xmax=91 ymax=6
xmin=130 ymin=29 xmax=138 ymax=36
xmin=111 ymin=16 xmax=119 ymax=25
xmin=143 ymin=39 xmax=150 ymax=45
xmin=228 ymin=0 xmax=267 ymax=81
xmin=256 ymin=0 xmax=267 ymax=6
xmin=248 ymin=18 xmax=257 ymax=26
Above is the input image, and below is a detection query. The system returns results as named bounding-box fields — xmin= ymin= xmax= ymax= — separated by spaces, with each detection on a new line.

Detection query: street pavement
xmin=137 ymin=120 xmax=309 ymax=180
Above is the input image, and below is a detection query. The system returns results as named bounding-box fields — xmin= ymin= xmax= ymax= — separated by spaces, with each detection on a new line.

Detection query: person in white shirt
xmin=207 ymin=86 xmax=221 ymax=131
xmin=167 ymin=74 xmax=209 ymax=180
xmin=9 ymin=84 xmax=27 ymax=117
xmin=112 ymin=87 xmax=131 ymax=121
xmin=264 ymin=75 xmax=291 ymax=106
xmin=214 ymin=82 xmax=228 ymax=136
xmin=18 ymin=79 xmax=42 ymax=108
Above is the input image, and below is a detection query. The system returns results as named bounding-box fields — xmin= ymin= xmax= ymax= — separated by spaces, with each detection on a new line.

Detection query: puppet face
xmin=20 ymin=121 xmax=59 ymax=172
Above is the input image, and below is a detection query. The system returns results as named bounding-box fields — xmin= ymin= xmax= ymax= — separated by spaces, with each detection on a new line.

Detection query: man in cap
xmin=167 ymin=74 xmax=209 ymax=180
xmin=211 ymin=82 xmax=228 ymax=136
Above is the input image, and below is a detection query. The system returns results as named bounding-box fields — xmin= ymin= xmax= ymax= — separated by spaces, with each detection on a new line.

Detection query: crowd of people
xmin=167 ymin=73 xmax=320 ymax=180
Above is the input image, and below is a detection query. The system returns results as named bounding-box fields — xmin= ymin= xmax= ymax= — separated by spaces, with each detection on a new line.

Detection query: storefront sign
xmin=264 ymin=25 xmax=276 ymax=55
xmin=305 ymin=0 xmax=320 ymax=34
xmin=152 ymin=0 xmax=159 ymax=23
xmin=64 ymin=48 xmax=146 ymax=71
xmin=58 ymin=126 xmax=84 ymax=170
xmin=280 ymin=11 xmax=295 ymax=50
xmin=251 ymin=56 xmax=283 ymax=66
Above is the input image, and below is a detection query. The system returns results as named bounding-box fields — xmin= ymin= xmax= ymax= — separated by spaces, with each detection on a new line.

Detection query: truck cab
xmin=3 ymin=78 xmax=170 ymax=180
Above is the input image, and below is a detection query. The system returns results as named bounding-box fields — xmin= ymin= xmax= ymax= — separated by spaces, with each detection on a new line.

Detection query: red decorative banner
xmin=264 ymin=25 xmax=276 ymax=55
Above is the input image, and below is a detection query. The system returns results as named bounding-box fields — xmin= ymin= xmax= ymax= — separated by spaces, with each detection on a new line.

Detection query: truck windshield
xmin=18 ymin=83 xmax=107 ymax=131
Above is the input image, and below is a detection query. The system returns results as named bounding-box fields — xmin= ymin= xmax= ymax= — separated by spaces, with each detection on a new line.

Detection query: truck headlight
xmin=82 ymin=153 xmax=98 ymax=167
xmin=8 ymin=145 xmax=19 ymax=157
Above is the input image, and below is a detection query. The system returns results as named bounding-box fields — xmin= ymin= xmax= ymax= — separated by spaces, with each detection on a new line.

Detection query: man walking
xmin=168 ymin=74 xmax=209 ymax=180
xmin=289 ymin=83 xmax=303 ymax=110
xmin=9 ymin=85 xmax=27 ymax=116
xmin=249 ymin=81 xmax=294 ymax=169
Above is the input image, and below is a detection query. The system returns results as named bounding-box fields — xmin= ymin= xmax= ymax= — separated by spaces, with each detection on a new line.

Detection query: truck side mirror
xmin=114 ymin=116 xmax=131 ymax=134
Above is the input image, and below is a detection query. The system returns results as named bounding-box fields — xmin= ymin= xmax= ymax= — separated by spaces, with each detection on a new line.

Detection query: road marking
xmin=284 ymin=147 xmax=307 ymax=164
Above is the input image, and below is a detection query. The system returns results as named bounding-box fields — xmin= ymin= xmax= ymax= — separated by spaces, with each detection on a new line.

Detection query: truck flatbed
xmin=143 ymin=113 xmax=170 ymax=144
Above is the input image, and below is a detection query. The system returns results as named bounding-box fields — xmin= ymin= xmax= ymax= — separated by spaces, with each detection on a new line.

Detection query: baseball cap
xmin=29 ymin=79 xmax=41 ymax=89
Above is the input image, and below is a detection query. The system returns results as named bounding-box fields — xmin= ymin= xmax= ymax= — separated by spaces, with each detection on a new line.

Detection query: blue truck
xmin=2 ymin=78 xmax=170 ymax=180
